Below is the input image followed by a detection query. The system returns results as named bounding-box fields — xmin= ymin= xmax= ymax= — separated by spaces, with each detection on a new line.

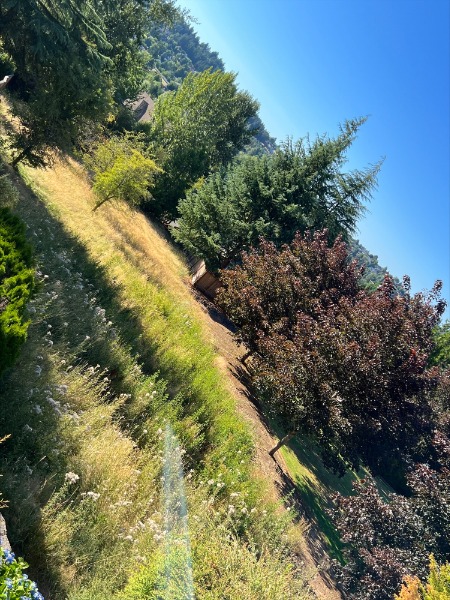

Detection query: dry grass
xmin=0 ymin=154 xmax=316 ymax=599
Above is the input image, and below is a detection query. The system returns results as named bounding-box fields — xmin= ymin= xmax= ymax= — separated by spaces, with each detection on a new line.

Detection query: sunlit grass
xmin=0 ymin=154 xmax=315 ymax=599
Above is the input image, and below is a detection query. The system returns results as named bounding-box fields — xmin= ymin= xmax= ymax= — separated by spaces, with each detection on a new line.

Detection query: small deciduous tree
xmin=147 ymin=68 xmax=259 ymax=219
xmin=84 ymin=134 xmax=161 ymax=211
xmin=217 ymin=230 xmax=446 ymax=477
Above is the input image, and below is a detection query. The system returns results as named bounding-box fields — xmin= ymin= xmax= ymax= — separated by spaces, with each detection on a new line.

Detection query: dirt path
xmin=192 ymin=292 xmax=342 ymax=600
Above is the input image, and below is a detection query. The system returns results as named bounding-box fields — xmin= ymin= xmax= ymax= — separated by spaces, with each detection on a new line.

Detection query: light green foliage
xmin=395 ymin=556 xmax=450 ymax=599
xmin=148 ymin=69 xmax=259 ymax=218
xmin=423 ymin=556 xmax=450 ymax=599
xmin=84 ymin=134 xmax=161 ymax=210
xmin=430 ymin=321 xmax=450 ymax=367
xmin=175 ymin=117 xmax=381 ymax=271
xmin=144 ymin=18 xmax=276 ymax=156
xmin=125 ymin=514 xmax=313 ymax=600
xmin=0 ymin=207 xmax=34 ymax=375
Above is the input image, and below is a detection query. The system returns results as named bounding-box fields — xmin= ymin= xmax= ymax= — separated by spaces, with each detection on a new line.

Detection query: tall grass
xmin=0 ymin=157 xmax=314 ymax=599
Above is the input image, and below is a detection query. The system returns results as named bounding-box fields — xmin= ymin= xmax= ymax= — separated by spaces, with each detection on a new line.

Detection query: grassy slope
xmin=0 ymin=156 xmax=315 ymax=599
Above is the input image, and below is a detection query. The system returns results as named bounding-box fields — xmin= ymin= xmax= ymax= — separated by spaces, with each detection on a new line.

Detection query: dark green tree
xmin=0 ymin=0 xmax=180 ymax=166
xmin=0 ymin=207 xmax=34 ymax=375
xmin=175 ymin=117 xmax=381 ymax=271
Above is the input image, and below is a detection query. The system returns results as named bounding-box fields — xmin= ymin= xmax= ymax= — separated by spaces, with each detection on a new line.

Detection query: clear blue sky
xmin=184 ymin=0 xmax=450 ymax=319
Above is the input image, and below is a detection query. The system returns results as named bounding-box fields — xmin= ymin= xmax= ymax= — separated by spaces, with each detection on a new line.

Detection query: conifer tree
xmin=175 ymin=118 xmax=381 ymax=271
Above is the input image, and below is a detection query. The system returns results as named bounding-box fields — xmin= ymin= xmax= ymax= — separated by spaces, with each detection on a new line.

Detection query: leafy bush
xmin=218 ymin=230 xmax=446 ymax=478
xmin=395 ymin=555 xmax=450 ymax=599
xmin=0 ymin=548 xmax=44 ymax=599
xmin=83 ymin=134 xmax=161 ymax=211
xmin=330 ymin=449 xmax=450 ymax=599
xmin=0 ymin=207 xmax=34 ymax=375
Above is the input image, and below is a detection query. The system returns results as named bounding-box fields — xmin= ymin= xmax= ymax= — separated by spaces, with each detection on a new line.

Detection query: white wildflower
xmin=84 ymin=491 xmax=100 ymax=501
xmin=65 ymin=472 xmax=80 ymax=484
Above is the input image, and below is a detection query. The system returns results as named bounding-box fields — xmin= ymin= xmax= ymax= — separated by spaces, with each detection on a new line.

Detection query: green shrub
xmin=0 ymin=207 xmax=34 ymax=374
xmin=0 ymin=547 xmax=44 ymax=599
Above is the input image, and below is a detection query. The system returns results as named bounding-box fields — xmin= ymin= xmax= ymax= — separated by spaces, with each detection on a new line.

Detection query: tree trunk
xmin=11 ymin=145 xmax=33 ymax=168
xmin=92 ymin=195 xmax=113 ymax=212
xmin=269 ymin=431 xmax=296 ymax=458
xmin=241 ymin=349 xmax=252 ymax=365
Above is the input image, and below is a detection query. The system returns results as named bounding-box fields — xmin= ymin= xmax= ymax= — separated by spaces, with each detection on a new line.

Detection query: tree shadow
xmin=192 ymin=288 xmax=237 ymax=333
xmin=0 ymin=164 xmax=221 ymax=596
xmin=230 ymin=361 xmax=345 ymax=575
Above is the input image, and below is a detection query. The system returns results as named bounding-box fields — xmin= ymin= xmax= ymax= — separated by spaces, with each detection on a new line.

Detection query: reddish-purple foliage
xmin=330 ymin=438 xmax=450 ymax=599
xmin=218 ymin=230 xmax=446 ymax=477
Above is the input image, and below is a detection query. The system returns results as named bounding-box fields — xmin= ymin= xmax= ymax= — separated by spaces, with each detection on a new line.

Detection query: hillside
xmin=348 ymin=237 xmax=401 ymax=291
xmin=1 ymin=4 xmax=446 ymax=598
xmin=0 ymin=156 xmax=342 ymax=599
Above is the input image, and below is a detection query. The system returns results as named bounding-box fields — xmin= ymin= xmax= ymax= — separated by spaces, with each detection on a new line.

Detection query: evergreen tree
xmin=0 ymin=0 xmax=180 ymax=166
xmin=175 ymin=118 xmax=381 ymax=271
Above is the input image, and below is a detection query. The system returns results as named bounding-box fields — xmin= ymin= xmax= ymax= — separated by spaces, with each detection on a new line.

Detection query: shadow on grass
xmin=0 ymin=163 xmax=233 ymax=596
xmin=230 ymin=363 xmax=349 ymax=564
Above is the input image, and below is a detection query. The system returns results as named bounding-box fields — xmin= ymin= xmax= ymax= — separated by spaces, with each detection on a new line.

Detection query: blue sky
xmin=184 ymin=0 xmax=450 ymax=319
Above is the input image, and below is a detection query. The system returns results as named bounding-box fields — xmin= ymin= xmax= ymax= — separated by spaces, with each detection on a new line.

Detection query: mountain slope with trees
xmin=143 ymin=18 xmax=277 ymax=155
